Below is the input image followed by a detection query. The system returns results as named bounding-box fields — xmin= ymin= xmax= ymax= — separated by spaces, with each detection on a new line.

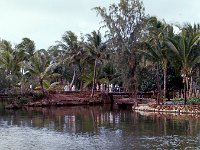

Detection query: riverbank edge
xmin=4 ymin=92 xmax=110 ymax=109
xmin=133 ymin=104 xmax=200 ymax=114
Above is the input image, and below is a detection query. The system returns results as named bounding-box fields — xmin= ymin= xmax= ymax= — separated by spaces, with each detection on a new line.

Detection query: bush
xmin=172 ymin=98 xmax=184 ymax=105
xmin=174 ymin=98 xmax=184 ymax=101
xmin=16 ymin=97 xmax=29 ymax=106
xmin=32 ymin=92 xmax=44 ymax=101
xmin=188 ymin=97 xmax=200 ymax=105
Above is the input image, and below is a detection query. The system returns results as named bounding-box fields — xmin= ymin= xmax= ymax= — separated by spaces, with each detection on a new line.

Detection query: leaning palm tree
xmin=25 ymin=50 xmax=59 ymax=95
xmin=86 ymin=30 xmax=105 ymax=98
xmin=167 ymin=25 xmax=200 ymax=104
xmin=56 ymin=31 xmax=85 ymax=90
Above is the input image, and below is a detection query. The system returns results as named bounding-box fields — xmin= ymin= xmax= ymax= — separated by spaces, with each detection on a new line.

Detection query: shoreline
xmin=133 ymin=104 xmax=200 ymax=114
xmin=4 ymin=92 xmax=106 ymax=109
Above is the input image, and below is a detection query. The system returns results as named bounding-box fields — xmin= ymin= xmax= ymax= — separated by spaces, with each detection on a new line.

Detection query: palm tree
xmin=86 ymin=30 xmax=104 ymax=98
xmin=0 ymin=40 xmax=27 ymax=92
xmin=25 ymin=50 xmax=59 ymax=95
xmin=0 ymin=39 xmax=13 ymax=52
xmin=167 ymin=24 xmax=200 ymax=104
xmin=143 ymin=17 xmax=174 ymax=99
xmin=101 ymin=63 xmax=118 ymax=84
xmin=139 ymin=44 xmax=163 ymax=103
xmin=56 ymin=31 xmax=85 ymax=90
xmin=80 ymin=67 xmax=108 ymax=90
xmin=0 ymin=48 xmax=26 ymax=91
xmin=16 ymin=37 xmax=35 ymax=56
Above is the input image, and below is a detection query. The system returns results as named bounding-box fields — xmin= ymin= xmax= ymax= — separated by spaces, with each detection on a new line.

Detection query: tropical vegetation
xmin=0 ymin=0 xmax=200 ymax=105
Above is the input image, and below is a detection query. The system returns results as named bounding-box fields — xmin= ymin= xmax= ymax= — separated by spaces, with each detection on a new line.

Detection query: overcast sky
xmin=0 ymin=0 xmax=200 ymax=49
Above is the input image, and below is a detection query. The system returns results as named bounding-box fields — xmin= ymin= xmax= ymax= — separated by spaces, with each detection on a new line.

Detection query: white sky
xmin=0 ymin=0 xmax=200 ymax=49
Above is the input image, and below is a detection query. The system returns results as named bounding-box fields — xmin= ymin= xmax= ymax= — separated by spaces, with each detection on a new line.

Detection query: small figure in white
xmin=96 ymin=84 xmax=99 ymax=91
xmin=72 ymin=85 xmax=75 ymax=91
xmin=100 ymin=84 xmax=104 ymax=91
xmin=109 ymin=84 xmax=113 ymax=92
xmin=197 ymin=90 xmax=199 ymax=96
xmin=64 ymin=85 xmax=69 ymax=91
xmin=115 ymin=84 xmax=119 ymax=92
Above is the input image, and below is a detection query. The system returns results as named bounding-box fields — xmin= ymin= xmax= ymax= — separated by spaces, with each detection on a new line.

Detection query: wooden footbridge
xmin=103 ymin=92 xmax=157 ymax=106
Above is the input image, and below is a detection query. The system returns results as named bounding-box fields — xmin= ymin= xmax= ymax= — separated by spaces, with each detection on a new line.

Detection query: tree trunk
xmin=40 ymin=79 xmax=45 ymax=96
xmin=163 ymin=60 xmax=167 ymax=99
xmin=78 ymin=64 xmax=83 ymax=91
xmin=91 ymin=59 xmax=97 ymax=98
xmin=128 ymin=55 xmax=137 ymax=106
xmin=189 ymin=76 xmax=193 ymax=98
xmin=80 ymin=80 xmax=83 ymax=91
xmin=20 ymin=81 xmax=26 ymax=95
xmin=184 ymin=81 xmax=187 ymax=105
xmin=128 ymin=55 xmax=136 ymax=92
xmin=156 ymin=64 xmax=161 ymax=104
xmin=69 ymin=67 xmax=76 ymax=91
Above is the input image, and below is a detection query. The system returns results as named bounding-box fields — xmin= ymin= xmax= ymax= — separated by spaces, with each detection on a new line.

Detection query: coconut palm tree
xmin=142 ymin=17 xmax=174 ymax=99
xmin=16 ymin=37 xmax=35 ymax=56
xmin=56 ymin=31 xmax=86 ymax=90
xmin=167 ymin=25 xmax=200 ymax=104
xmin=80 ymin=67 xmax=108 ymax=90
xmin=0 ymin=48 xmax=26 ymax=90
xmin=181 ymin=23 xmax=200 ymax=97
xmin=85 ymin=30 xmax=105 ymax=98
xmin=25 ymin=50 xmax=59 ymax=95
xmin=0 ymin=39 xmax=13 ymax=52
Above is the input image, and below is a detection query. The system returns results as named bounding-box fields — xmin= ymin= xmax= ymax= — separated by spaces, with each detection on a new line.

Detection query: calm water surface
xmin=0 ymin=105 xmax=200 ymax=150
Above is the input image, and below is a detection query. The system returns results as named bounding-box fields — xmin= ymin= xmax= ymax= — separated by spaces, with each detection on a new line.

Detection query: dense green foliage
xmin=0 ymin=0 xmax=200 ymax=104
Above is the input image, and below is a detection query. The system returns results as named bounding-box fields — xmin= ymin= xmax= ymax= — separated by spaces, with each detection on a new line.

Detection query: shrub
xmin=16 ymin=97 xmax=29 ymax=106
xmin=174 ymin=98 xmax=184 ymax=101
xmin=32 ymin=92 xmax=44 ymax=101
xmin=172 ymin=98 xmax=184 ymax=105
xmin=188 ymin=97 xmax=200 ymax=105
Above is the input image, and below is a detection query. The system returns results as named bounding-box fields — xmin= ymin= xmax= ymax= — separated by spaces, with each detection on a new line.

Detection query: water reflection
xmin=0 ymin=105 xmax=133 ymax=134
xmin=0 ymin=105 xmax=200 ymax=149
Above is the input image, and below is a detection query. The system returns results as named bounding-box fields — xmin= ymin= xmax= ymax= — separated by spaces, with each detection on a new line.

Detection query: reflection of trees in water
xmin=0 ymin=105 xmax=133 ymax=133
xmin=1 ymin=106 xmax=200 ymax=137
xmin=135 ymin=111 xmax=200 ymax=136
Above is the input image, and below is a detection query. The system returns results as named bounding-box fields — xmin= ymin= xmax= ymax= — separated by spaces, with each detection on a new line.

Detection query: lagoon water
xmin=0 ymin=105 xmax=200 ymax=150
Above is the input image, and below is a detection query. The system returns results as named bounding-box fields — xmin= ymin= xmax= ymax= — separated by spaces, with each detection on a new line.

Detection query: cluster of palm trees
xmin=0 ymin=14 xmax=200 ymax=105
xmin=0 ymin=31 xmax=114 ymax=98
xmin=140 ymin=17 xmax=200 ymax=104
xmin=0 ymin=38 xmax=58 ymax=95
